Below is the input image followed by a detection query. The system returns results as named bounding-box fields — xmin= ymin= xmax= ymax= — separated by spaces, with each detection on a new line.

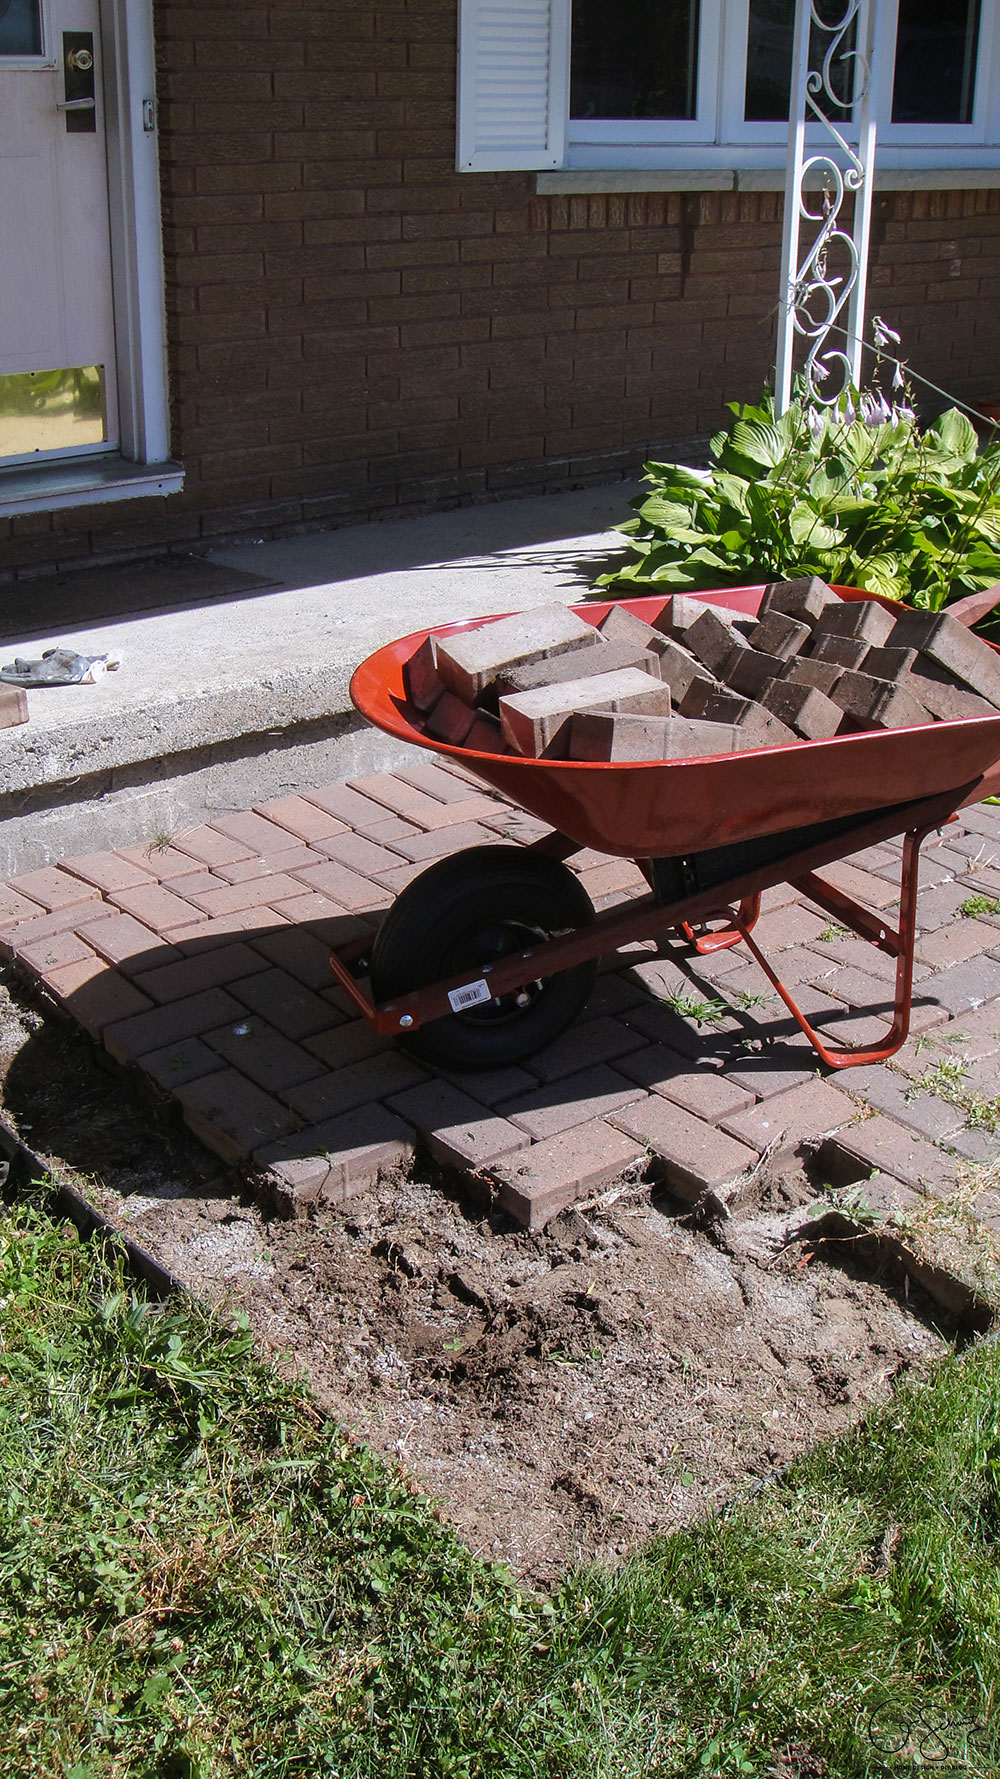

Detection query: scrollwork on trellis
xmin=777 ymin=0 xmax=878 ymax=411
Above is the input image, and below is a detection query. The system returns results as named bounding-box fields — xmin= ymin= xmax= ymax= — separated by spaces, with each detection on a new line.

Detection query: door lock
xmin=60 ymin=32 xmax=96 ymax=133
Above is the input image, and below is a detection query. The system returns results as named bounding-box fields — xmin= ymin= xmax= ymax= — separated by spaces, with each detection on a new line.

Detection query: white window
xmin=457 ymin=0 xmax=1000 ymax=174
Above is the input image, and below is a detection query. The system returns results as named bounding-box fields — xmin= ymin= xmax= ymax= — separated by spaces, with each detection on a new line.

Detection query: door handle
xmin=61 ymin=31 xmax=96 ymax=133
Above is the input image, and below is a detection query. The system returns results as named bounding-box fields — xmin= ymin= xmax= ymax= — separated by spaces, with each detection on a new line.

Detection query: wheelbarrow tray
xmin=350 ymin=585 xmax=1000 ymax=856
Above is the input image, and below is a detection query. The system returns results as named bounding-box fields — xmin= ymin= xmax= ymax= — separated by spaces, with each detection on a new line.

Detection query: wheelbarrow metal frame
xmin=328 ymin=780 xmax=976 ymax=1070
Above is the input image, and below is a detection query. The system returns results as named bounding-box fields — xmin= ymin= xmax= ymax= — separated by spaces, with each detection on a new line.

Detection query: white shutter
xmin=457 ymin=0 xmax=570 ymax=171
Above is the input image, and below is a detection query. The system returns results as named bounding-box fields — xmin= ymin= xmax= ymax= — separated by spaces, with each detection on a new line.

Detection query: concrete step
xmin=0 ymin=483 xmax=630 ymax=874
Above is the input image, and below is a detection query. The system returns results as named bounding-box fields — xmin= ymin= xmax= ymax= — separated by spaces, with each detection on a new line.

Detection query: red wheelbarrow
xmin=333 ymin=585 xmax=1000 ymax=1073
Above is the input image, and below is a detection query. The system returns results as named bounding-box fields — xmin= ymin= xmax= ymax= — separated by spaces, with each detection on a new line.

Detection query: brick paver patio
xmin=3 ymin=754 xmax=1000 ymax=1229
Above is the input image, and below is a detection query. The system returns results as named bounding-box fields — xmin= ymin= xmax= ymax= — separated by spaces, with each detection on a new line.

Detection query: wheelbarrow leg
xmin=732 ymin=822 xmax=933 ymax=1069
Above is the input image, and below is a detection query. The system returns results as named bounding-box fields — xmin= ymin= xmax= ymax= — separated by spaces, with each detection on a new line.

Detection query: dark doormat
xmin=0 ymin=554 xmax=278 ymax=641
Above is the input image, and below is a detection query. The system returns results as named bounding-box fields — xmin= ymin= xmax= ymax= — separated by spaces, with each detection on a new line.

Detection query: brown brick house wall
xmin=2 ymin=0 xmax=1000 ymax=577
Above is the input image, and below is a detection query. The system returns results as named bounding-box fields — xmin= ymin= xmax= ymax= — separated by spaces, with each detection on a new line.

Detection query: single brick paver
xmin=5 ymin=770 xmax=1000 ymax=1233
xmin=609 ymin=1097 xmax=759 ymax=1214
xmin=916 ymin=920 xmax=1000 ymax=970
xmin=16 ymin=929 xmax=98 ymax=973
xmin=820 ymin=1115 xmax=964 ymax=1196
xmin=62 ymin=851 xmax=157 ymax=893
xmin=267 ymin=890 xmax=373 ymax=937
xmin=132 ymin=942 xmax=271 ymax=1005
xmin=485 ymin=1120 xmax=646 ymax=1229
xmin=210 ymin=809 xmax=308 ymax=855
xmin=8 ymin=866 xmax=103 ymax=912
xmin=178 ymin=873 xmax=307 ymax=920
xmin=76 ymin=912 xmax=179 ymax=973
xmin=42 ymin=956 xmax=154 ymax=1039
xmin=252 ymin=794 xmax=348 ymax=843
xmin=203 ymin=1018 xmax=326 ymax=1095
xmin=387 ymin=1079 xmax=529 ymax=1171
xmin=395 ymin=760 xmax=482 ymax=804
xmin=918 ymin=954 xmax=1000 ymax=1017
xmin=497 ymin=1065 xmax=646 ymax=1140
xmin=618 ymin=1046 xmax=756 ymax=1122
xmin=318 ymin=831 xmax=409 ymax=876
xmin=140 ymin=1035 xmax=229 ymax=1091
xmin=256 ymin=1104 xmax=416 ymax=1214
xmin=171 ymin=826 xmax=256 ymax=868
xmin=176 ymin=1069 xmax=300 ymax=1162
xmin=0 ymin=883 xmax=45 ymax=928
xmin=109 ymin=881 xmax=210 ymax=932
xmin=303 ymin=1019 xmax=391 ymax=1071
xmin=249 ymin=926 xmax=356 ymax=991
xmin=528 ymin=1016 xmax=648 ymax=1084
xmin=283 ymin=1050 xmax=428 ymax=1124
xmin=211 ymin=848 xmax=319 ymax=886
xmin=719 ymin=1077 xmax=856 ymax=1166
xmin=286 ymin=857 xmax=388 ymax=911
xmin=228 ymin=966 xmax=342 ymax=1041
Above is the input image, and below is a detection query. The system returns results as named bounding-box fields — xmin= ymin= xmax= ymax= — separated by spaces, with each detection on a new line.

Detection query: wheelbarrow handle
xmin=948 ymin=581 xmax=1000 ymax=628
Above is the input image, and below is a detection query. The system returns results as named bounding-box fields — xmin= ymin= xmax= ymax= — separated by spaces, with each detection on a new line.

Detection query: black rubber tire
xmin=369 ymin=845 xmax=598 ymax=1070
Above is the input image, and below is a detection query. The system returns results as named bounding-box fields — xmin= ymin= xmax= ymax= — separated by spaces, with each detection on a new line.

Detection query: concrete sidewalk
xmin=0 ymin=483 xmax=632 ymax=874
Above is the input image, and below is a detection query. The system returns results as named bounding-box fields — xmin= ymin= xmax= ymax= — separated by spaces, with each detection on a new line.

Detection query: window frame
xmin=558 ymin=0 xmax=1000 ymax=169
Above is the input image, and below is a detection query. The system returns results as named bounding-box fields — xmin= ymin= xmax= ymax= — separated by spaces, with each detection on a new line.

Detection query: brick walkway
xmin=3 ymin=755 xmax=1000 ymax=1229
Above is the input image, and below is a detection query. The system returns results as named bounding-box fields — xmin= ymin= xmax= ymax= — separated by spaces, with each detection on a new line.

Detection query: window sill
xmin=536 ymin=166 xmax=1000 ymax=195
xmin=0 ymin=454 xmax=184 ymax=517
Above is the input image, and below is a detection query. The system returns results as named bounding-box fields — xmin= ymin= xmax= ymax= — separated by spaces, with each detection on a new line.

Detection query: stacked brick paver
xmin=3 ymin=756 xmax=1000 ymax=1230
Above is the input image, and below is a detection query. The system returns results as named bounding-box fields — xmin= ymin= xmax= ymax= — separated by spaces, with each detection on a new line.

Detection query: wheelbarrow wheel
xmin=369 ymin=845 xmax=598 ymax=1070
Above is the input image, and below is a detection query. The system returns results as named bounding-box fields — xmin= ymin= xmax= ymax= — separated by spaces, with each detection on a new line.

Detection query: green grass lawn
xmin=1 ymin=1203 xmax=999 ymax=1779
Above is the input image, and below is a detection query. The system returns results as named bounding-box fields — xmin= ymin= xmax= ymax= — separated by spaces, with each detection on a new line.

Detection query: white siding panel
xmin=457 ymin=0 xmax=570 ymax=170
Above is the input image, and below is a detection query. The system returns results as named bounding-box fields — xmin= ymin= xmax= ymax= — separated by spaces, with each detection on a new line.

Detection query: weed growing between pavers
xmin=1 ymin=1203 xmax=999 ymax=1778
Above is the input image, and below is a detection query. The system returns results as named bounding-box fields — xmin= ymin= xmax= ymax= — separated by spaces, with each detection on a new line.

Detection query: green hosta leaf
xmin=728 ymin=420 xmax=786 ymax=468
xmin=854 ymin=555 xmax=906 ymax=601
xmin=713 ymin=472 xmax=751 ymax=515
xmin=684 ymin=545 xmax=733 ymax=572
xmin=644 ymin=461 xmax=713 ymax=490
xmin=788 ymin=504 xmax=844 ymax=549
xmin=933 ymin=407 xmax=979 ymax=461
xmin=635 ymin=495 xmax=694 ymax=530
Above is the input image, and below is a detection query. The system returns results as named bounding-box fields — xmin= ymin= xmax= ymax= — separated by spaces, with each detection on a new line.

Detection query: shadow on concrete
xmin=1 ymin=482 xmax=641 ymax=646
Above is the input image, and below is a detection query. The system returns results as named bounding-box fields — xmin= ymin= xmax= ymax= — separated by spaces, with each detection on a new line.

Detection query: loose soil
xmin=0 ymin=965 xmax=948 ymax=1585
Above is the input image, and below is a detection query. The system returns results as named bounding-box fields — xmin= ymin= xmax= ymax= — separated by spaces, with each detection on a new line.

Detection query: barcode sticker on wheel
xmin=448 ymin=978 xmax=491 ymax=1013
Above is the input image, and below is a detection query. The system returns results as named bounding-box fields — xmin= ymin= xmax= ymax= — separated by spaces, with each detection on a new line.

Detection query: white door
xmin=0 ymin=0 xmax=118 ymax=464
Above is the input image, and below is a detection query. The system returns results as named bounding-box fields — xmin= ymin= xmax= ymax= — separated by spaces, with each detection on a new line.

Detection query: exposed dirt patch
xmin=0 ymin=966 xmax=949 ymax=1585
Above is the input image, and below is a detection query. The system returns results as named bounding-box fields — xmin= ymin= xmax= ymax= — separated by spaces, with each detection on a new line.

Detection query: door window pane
xmin=0 ymin=367 xmax=107 ymax=459
xmin=0 ymin=0 xmax=42 ymax=56
xmin=892 ymin=0 xmax=980 ymax=123
xmin=571 ymin=0 xmax=700 ymax=120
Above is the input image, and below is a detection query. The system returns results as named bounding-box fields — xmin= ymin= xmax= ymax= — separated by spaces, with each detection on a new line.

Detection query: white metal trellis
xmin=775 ymin=0 xmax=881 ymax=414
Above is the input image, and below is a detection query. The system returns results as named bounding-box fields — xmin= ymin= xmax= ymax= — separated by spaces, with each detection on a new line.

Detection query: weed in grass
xmin=959 ymin=894 xmax=1000 ymax=918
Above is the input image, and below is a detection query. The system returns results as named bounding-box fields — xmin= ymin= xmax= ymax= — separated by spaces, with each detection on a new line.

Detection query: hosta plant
xmin=597 ymin=391 xmax=1000 ymax=619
